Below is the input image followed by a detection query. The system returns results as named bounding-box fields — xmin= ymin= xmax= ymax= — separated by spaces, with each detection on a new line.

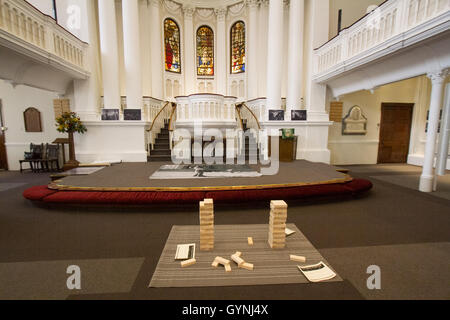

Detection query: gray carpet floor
xmin=0 ymin=164 xmax=449 ymax=300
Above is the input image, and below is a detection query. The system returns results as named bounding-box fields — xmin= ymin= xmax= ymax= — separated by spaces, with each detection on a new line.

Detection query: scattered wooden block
xmin=290 ymin=255 xmax=306 ymax=263
xmin=215 ymin=256 xmax=230 ymax=266
xmin=248 ymin=237 xmax=254 ymax=246
xmin=211 ymin=259 xmax=219 ymax=268
xmin=224 ymin=263 xmax=232 ymax=272
xmin=231 ymin=253 xmax=245 ymax=266
xmin=241 ymin=262 xmax=254 ymax=271
xmin=181 ymin=258 xmax=196 ymax=268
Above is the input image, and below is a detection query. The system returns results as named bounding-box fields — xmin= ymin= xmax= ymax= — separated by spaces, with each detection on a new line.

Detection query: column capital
xmin=246 ymin=0 xmax=259 ymax=9
xmin=183 ymin=5 xmax=195 ymax=18
xmin=259 ymin=0 xmax=269 ymax=8
xmin=214 ymin=7 xmax=227 ymax=20
xmin=283 ymin=0 xmax=290 ymax=7
xmin=427 ymin=69 xmax=449 ymax=84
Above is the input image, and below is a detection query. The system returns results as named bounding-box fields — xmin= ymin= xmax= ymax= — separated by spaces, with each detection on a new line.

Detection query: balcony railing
xmin=0 ymin=0 xmax=88 ymax=73
xmin=313 ymin=0 xmax=450 ymax=80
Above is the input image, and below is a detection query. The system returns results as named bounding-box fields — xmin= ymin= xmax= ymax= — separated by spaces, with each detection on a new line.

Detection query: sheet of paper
xmin=298 ymin=261 xmax=337 ymax=282
xmin=175 ymin=243 xmax=196 ymax=260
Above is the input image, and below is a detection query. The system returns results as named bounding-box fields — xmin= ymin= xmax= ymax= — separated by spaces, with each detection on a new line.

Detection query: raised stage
xmin=23 ymin=161 xmax=372 ymax=206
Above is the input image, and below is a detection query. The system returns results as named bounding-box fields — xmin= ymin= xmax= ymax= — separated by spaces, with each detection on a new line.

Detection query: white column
xmin=215 ymin=7 xmax=227 ymax=95
xmin=149 ymin=0 xmax=163 ymax=100
xmin=304 ymin=0 xmax=329 ymax=122
xmin=183 ymin=5 xmax=195 ymax=95
xmin=420 ymin=70 xmax=448 ymax=192
xmin=73 ymin=0 xmax=100 ymax=121
xmin=257 ymin=0 xmax=269 ymax=97
xmin=98 ymin=0 xmax=121 ymax=109
xmin=247 ymin=0 xmax=259 ymax=100
xmin=436 ymin=83 xmax=450 ymax=176
xmin=286 ymin=0 xmax=304 ymax=120
xmin=266 ymin=0 xmax=284 ymax=114
xmin=122 ymin=0 xmax=142 ymax=109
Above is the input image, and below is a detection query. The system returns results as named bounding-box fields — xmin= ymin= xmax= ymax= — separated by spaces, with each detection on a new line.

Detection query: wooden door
xmin=378 ymin=103 xmax=414 ymax=163
xmin=0 ymin=100 xmax=8 ymax=170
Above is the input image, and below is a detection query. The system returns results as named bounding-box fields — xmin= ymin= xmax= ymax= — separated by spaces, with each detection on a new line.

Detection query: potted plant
xmin=56 ymin=112 xmax=87 ymax=169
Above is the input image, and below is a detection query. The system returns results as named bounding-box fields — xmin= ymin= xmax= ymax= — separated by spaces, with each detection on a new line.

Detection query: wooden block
xmin=234 ymin=251 xmax=242 ymax=257
xmin=231 ymin=254 xmax=245 ymax=266
xmin=181 ymin=258 xmax=196 ymax=268
xmin=224 ymin=263 xmax=232 ymax=272
xmin=248 ymin=237 xmax=254 ymax=246
xmin=204 ymin=199 xmax=214 ymax=205
xmin=270 ymin=200 xmax=287 ymax=209
xmin=211 ymin=259 xmax=219 ymax=268
xmin=290 ymin=255 xmax=306 ymax=263
xmin=215 ymin=256 xmax=230 ymax=265
xmin=241 ymin=262 xmax=254 ymax=271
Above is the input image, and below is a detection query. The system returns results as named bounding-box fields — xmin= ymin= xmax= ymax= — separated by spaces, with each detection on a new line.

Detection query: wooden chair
xmin=19 ymin=143 xmax=44 ymax=173
xmin=44 ymin=144 xmax=61 ymax=172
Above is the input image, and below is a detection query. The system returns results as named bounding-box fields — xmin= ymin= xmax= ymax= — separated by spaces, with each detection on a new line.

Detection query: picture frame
xmin=291 ymin=110 xmax=307 ymax=121
xmin=124 ymin=109 xmax=142 ymax=121
xmin=101 ymin=109 xmax=120 ymax=121
xmin=269 ymin=110 xmax=285 ymax=121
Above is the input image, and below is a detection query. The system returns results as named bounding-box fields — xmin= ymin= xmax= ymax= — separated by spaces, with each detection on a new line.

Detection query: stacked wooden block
xmin=268 ymin=200 xmax=288 ymax=249
xmin=199 ymin=199 xmax=214 ymax=251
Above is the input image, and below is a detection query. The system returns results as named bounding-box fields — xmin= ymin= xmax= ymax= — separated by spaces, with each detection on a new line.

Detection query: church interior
xmin=0 ymin=0 xmax=449 ymax=302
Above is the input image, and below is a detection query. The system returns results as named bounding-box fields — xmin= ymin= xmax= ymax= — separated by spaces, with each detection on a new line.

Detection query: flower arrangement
xmin=55 ymin=112 xmax=87 ymax=134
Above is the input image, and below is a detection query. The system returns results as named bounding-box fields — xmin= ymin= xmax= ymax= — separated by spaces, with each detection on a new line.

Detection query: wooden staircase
xmin=148 ymin=121 xmax=172 ymax=162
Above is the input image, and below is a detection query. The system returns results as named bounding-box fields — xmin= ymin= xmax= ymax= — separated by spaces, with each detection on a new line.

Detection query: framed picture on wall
xmin=124 ymin=109 xmax=142 ymax=121
xmin=101 ymin=109 xmax=120 ymax=121
xmin=291 ymin=110 xmax=307 ymax=121
xmin=269 ymin=110 xmax=285 ymax=121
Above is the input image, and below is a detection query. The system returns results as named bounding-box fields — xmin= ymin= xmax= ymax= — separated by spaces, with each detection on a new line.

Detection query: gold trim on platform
xmin=47 ymin=175 xmax=354 ymax=192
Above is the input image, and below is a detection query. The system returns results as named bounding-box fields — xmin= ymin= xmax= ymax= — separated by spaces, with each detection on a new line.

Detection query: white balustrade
xmin=314 ymin=0 xmax=450 ymax=77
xmin=175 ymin=94 xmax=237 ymax=124
xmin=0 ymin=0 xmax=87 ymax=70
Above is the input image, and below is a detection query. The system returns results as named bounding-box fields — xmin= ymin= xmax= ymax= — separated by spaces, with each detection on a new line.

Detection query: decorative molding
xmin=149 ymin=0 xmax=162 ymax=8
xmin=228 ymin=2 xmax=245 ymax=16
xmin=196 ymin=8 xmax=215 ymax=19
xmin=163 ymin=0 xmax=181 ymax=13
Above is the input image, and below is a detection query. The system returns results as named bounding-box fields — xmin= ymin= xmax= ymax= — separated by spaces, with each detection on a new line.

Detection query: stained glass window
xmin=196 ymin=26 xmax=214 ymax=76
xmin=231 ymin=21 xmax=245 ymax=74
xmin=164 ymin=18 xmax=181 ymax=73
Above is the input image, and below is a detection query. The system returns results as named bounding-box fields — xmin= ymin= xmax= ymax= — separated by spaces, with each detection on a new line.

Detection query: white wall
xmin=0 ymin=80 xmax=67 ymax=171
xmin=26 ymin=0 xmax=54 ymax=17
xmin=329 ymin=0 xmax=385 ymax=39
xmin=328 ymin=75 xmax=450 ymax=168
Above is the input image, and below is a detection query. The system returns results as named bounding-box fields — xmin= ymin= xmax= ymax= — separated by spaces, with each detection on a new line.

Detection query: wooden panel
xmin=329 ymin=101 xmax=343 ymax=122
xmin=53 ymin=99 xmax=70 ymax=119
xmin=378 ymin=103 xmax=414 ymax=163
xmin=23 ymin=107 xmax=42 ymax=133
xmin=0 ymin=100 xmax=8 ymax=170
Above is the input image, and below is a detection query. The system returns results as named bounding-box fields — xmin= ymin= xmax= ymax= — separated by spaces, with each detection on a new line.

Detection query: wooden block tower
xmin=199 ymin=199 xmax=214 ymax=251
xmin=268 ymin=200 xmax=287 ymax=249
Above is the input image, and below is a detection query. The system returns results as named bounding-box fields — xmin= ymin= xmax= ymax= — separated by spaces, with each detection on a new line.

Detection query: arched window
xmin=196 ymin=26 xmax=214 ymax=76
xmin=230 ymin=21 xmax=245 ymax=74
xmin=164 ymin=18 xmax=181 ymax=73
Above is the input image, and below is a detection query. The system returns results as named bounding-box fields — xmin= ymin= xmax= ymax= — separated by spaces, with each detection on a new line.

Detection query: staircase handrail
xmin=147 ymin=101 xmax=171 ymax=132
xmin=236 ymin=102 xmax=261 ymax=130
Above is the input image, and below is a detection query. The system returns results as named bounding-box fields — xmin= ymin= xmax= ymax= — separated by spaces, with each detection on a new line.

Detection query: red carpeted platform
xmin=23 ymin=179 xmax=372 ymax=206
